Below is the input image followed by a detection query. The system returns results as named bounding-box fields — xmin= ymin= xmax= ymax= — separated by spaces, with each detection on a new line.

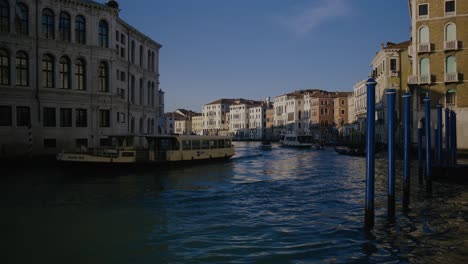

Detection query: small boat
xmin=279 ymin=133 xmax=313 ymax=148
xmin=334 ymin=146 xmax=365 ymax=157
xmin=258 ymin=140 xmax=273 ymax=150
xmin=57 ymin=134 xmax=235 ymax=167
xmin=314 ymin=143 xmax=325 ymax=150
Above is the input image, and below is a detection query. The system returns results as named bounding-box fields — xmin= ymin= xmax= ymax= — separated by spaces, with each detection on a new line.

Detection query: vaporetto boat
xmin=279 ymin=133 xmax=314 ymax=148
xmin=56 ymin=134 xmax=235 ymax=166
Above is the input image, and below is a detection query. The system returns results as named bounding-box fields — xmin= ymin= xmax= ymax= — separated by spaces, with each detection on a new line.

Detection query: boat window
xmin=210 ymin=140 xmax=218 ymax=149
xmin=171 ymin=139 xmax=180 ymax=150
xmin=218 ymin=140 xmax=225 ymax=148
xmin=226 ymin=139 xmax=231 ymax=147
xmin=201 ymin=140 xmax=209 ymax=149
xmin=192 ymin=140 xmax=200 ymax=150
xmin=121 ymin=152 xmax=135 ymax=157
xmin=182 ymin=140 xmax=191 ymax=150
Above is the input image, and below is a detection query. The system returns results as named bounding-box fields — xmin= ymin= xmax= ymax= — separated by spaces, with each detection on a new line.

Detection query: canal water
xmin=1 ymin=142 xmax=467 ymax=263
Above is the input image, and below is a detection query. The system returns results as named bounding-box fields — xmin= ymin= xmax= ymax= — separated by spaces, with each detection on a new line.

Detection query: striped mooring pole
xmin=387 ymin=89 xmax=396 ymax=218
xmin=365 ymin=78 xmax=376 ymax=228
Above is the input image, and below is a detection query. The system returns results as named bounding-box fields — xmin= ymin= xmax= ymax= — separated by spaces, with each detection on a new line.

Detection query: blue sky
xmin=119 ymin=0 xmax=411 ymax=112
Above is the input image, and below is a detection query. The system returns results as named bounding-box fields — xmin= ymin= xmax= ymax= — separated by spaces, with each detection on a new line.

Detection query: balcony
xmin=445 ymin=72 xmax=459 ymax=83
xmin=408 ymin=75 xmax=434 ymax=85
xmin=417 ymin=43 xmax=432 ymax=53
xmin=408 ymin=75 xmax=418 ymax=85
xmin=390 ymin=70 xmax=399 ymax=78
xmin=444 ymin=40 xmax=460 ymax=51
xmin=419 ymin=74 xmax=433 ymax=84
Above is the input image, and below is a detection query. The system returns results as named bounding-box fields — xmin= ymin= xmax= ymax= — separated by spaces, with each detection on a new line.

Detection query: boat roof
xmin=145 ymin=134 xmax=233 ymax=140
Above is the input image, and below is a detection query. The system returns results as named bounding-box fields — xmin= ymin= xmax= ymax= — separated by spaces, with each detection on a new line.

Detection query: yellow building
xmin=408 ymin=0 xmax=468 ymax=149
xmin=371 ymin=41 xmax=411 ymax=143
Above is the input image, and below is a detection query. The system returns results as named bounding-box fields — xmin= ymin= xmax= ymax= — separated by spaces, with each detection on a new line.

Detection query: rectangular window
xmin=99 ymin=109 xmax=110 ymax=127
xmin=76 ymin=138 xmax=88 ymax=148
xmin=43 ymin=139 xmax=56 ymax=148
xmin=390 ymin=59 xmax=397 ymax=71
xmin=121 ymin=33 xmax=125 ymax=45
xmin=192 ymin=140 xmax=200 ymax=150
xmin=43 ymin=107 xmax=56 ymax=127
xmin=116 ymin=30 xmax=119 ymax=41
xmin=76 ymin=109 xmax=87 ymax=127
xmin=120 ymin=71 xmax=126 ymax=82
xmin=120 ymin=47 xmax=125 ymax=58
xmin=117 ymin=112 xmax=125 ymax=123
xmin=0 ymin=105 xmax=12 ymax=126
xmin=182 ymin=140 xmax=191 ymax=150
xmin=446 ymin=1 xmax=455 ymax=14
xmin=418 ymin=4 xmax=428 ymax=18
xmin=16 ymin=106 xmax=30 ymax=126
xmin=60 ymin=108 xmax=72 ymax=127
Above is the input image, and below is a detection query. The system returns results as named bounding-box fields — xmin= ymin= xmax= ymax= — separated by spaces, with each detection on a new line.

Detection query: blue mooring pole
xmin=436 ymin=105 xmax=442 ymax=163
xmin=418 ymin=120 xmax=423 ymax=182
xmin=387 ymin=89 xmax=396 ymax=218
xmin=445 ymin=108 xmax=450 ymax=164
xmin=403 ymin=93 xmax=411 ymax=210
xmin=451 ymin=111 xmax=457 ymax=165
xmin=424 ymin=95 xmax=432 ymax=192
xmin=365 ymin=78 xmax=376 ymax=228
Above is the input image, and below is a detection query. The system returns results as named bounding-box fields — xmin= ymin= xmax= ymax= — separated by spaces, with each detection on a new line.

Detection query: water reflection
xmin=1 ymin=141 xmax=467 ymax=263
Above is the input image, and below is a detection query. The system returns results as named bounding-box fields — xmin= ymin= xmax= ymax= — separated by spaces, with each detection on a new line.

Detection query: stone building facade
xmin=408 ymin=0 xmax=468 ymax=149
xmin=0 ymin=0 xmax=163 ymax=157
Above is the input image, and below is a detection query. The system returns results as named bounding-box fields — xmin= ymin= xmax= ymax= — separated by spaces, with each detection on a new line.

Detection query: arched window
xmin=131 ymin=40 xmax=135 ymax=63
xmin=59 ymin=11 xmax=71 ymax=41
xmin=0 ymin=0 xmax=9 ymax=32
xmin=151 ymin=52 xmax=155 ymax=72
xmin=445 ymin=23 xmax=456 ymax=41
xmin=419 ymin=57 xmax=429 ymax=76
xmin=130 ymin=117 xmax=135 ymax=133
xmin=147 ymin=118 xmax=150 ymax=133
xmin=75 ymin=15 xmax=86 ymax=44
xmin=446 ymin=56 xmax=456 ymax=73
xmin=98 ymin=62 xmax=108 ymax=92
xmin=418 ymin=26 xmax=429 ymax=44
xmin=75 ymin=59 xmax=85 ymax=90
xmin=16 ymin=51 xmax=28 ymax=86
xmin=0 ymin=49 xmax=9 ymax=85
xmin=98 ymin=20 xmax=108 ymax=48
xmin=42 ymin=54 xmax=54 ymax=88
xmin=147 ymin=81 xmax=151 ymax=105
xmin=139 ymin=117 xmax=143 ymax=134
xmin=446 ymin=90 xmax=456 ymax=106
xmin=139 ymin=78 xmax=143 ymax=105
xmin=59 ymin=56 xmax=71 ymax=89
xmin=42 ymin=8 xmax=54 ymax=39
xmin=139 ymin=45 xmax=143 ymax=66
xmin=15 ymin=3 xmax=28 ymax=35
xmin=151 ymin=82 xmax=155 ymax=106
xmin=147 ymin=50 xmax=151 ymax=70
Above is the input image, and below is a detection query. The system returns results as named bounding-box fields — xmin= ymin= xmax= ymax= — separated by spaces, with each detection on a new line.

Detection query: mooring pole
xmin=403 ymin=93 xmax=411 ymax=210
xmin=451 ymin=111 xmax=457 ymax=165
xmin=436 ymin=105 xmax=442 ymax=163
xmin=418 ymin=120 xmax=423 ymax=182
xmin=424 ymin=95 xmax=432 ymax=193
xmin=445 ymin=108 xmax=450 ymax=164
xmin=365 ymin=78 xmax=376 ymax=228
xmin=387 ymin=89 xmax=396 ymax=218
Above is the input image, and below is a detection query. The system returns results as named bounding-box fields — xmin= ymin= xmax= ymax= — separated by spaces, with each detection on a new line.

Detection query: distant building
xmin=333 ymin=92 xmax=353 ymax=135
xmin=191 ymin=113 xmax=203 ymax=135
xmin=371 ymin=41 xmax=410 ymax=143
xmin=202 ymin=99 xmax=232 ymax=135
xmin=0 ymin=0 xmax=163 ymax=158
xmin=353 ymin=79 xmax=367 ymax=137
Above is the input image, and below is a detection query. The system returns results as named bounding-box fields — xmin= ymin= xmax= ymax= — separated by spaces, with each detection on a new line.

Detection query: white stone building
xmin=0 ymin=0 xmax=163 ymax=158
xmin=202 ymin=99 xmax=232 ymax=135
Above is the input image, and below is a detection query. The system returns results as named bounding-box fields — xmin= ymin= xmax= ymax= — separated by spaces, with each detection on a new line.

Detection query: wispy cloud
xmin=278 ymin=0 xmax=352 ymax=37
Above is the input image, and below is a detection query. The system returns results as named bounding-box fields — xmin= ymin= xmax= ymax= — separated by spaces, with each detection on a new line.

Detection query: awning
xmin=419 ymin=89 xmax=429 ymax=94
xmin=447 ymin=89 xmax=456 ymax=93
